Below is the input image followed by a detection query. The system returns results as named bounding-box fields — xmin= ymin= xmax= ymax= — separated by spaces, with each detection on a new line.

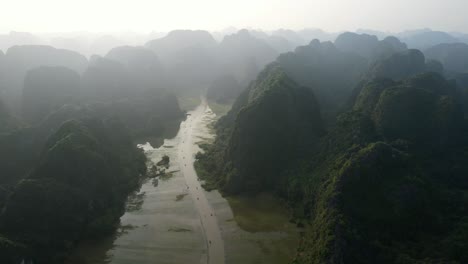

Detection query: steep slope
xmin=334 ymin=32 xmax=380 ymax=59
xmin=0 ymin=119 xmax=146 ymax=263
xmin=402 ymin=31 xmax=459 ymax=50
xmin=366 ymin=49 xmax=427 ymax=80
xmin=277 ymin=39 xmax=368 ymax=118
xmin=293 ymin=72 xmax=468 ymax=264
xmin=145 ymin=30 xmax=218 ymax=91
xmin=0 ymin=50 xmax=4 ymax=91
xmin=334 ymin=32 xmax=407 ymax=62
xmin=348 ymin=49 xmax=446 ymax=109
xmin=0 ymin=99 xmax=20 ymax=133
xmin=217 ymin=29 xmax=279 ymax=83
xmin=198 ymin=58 xmax=468 ymax=263
xmin=22 ymin=66 xmax=81 ymax=125
xmin=0 ymin=32 xmax=42 ymax=51
xmin=105 ymin=46 xmax=170 ymax=92
xmin=197 ymin=64 xmax=324 ymax=194
xmin=0 ymin=45 xmax=87 ymax=113
xmin=424 ymin=42 xmax=468 ymax=74
xmin=145 ymin=30 xmax=217 ymax=60
xmin=81 ymin=55 xmax=131 ymax=101
xmin=206 ymin=75 xmax=243 ymax=103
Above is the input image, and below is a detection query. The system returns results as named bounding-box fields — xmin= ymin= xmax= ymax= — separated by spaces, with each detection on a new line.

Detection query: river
xmin=68 ymin=98 xmax=298 ymax=264
xmin=175 ymin=98 xmax=224 ymax=263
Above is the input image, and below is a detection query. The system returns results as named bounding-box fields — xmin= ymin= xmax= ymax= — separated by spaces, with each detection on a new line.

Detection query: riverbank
xmin=67 ymin=98 xmax=298 ymax=264
xmin=193 ymin=100 xmax=300 ymax=264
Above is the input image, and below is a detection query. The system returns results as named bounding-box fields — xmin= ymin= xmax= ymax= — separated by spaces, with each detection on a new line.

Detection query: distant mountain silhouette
xmin=206 ymin=75 xmax=243 ymax=103
xmin=277 ymin=39 xmax=368 ymax=117
xmin=49 ymin=37 xmax=90 ymax=57
xmin=299 ymin=28 xmax=338 ymax=42
xmin=424 ymin=42 xmax=468 ymax=74
xmin=0 ymin=31 xmax=42 ymax=51
xmin=249 ymin=30 xmax=294 ymax=53
xmin=22 ymin=66 xmax=80 ymax=125
xmin=356 ymin=28 xmax=388 ymax=39
xmin=145 ymin=30 xmax=218 ymax=91
xmin=335 ymin=32 xmax=380 ymax=59
xmin=402 ymin=30 xmax=459 ymax=49
xmin=145 ymin=30 xmax=217 ymax=62
xmin=105 ymin=46 xmax=170 ymax=92
xmin=217 ymin=29 xmax=278 ymax=83
xmin=366 ymin=49 xmax=427 ymax=80
xmin=0 ymin=45 xmax=87 ymax=114
xmin=81 ymin=55 xmax=131 ymax=101
xmin=89 ymin=35 xmax=126 ymax=56
xmin=272 ymin=29 xmax=306 ymax=46
xmin=334 ymin=32 xmax=407 ymax=61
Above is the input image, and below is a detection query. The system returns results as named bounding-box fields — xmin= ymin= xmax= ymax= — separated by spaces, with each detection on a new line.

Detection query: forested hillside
xmin=2 ymin=24 xmax=468 ymax=264
xmin=196 ymin=35 xmax=468 ymax=263
xmin=0 ymin=119 xmax=146 ymax=263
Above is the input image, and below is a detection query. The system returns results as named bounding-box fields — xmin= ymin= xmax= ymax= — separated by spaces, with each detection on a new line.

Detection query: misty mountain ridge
xmin=2 ymin=24 xmax=468 ymax=264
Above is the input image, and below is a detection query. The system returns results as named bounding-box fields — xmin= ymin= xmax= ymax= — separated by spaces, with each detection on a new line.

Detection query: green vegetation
xmin=168 ymin=227 xmax=192 ymax=232
xmin=207 ymin=99 xmax=233 ymax=117
xmin=177 ymin=95 xmax=202 ymax=111
xmin=175 ymin=193 xmax=188 ymax=201
xmin=157 ymin=155 xmax=170 ymax=168
xmin=277 ymin=39 xmax=368 ymax=118
xmin=22 ymin=66 xmax=81 ymax=124
xmin=197 ymin=64 xmax=324 ymax=194
xmin=226 ymin=193 xmax=293 ymax=233
xmin=196 ymin=61 xmax=468 ymax=263
xmin=159 ymin=172 xmax=175 ymax=181
xmin=206 ymin=75 xmax=243 ymax=104
xmin=0 ymin=118 xmax=147 ymax=263
xmin=0 ymin=99 xmax=20 ymax=133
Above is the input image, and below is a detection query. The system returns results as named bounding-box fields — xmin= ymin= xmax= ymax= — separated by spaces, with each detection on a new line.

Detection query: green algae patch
xmin=168 ymin=227 xmax=192 ymax=232
xmin=207 ymin=100 xmax=232 ymax=118
xmin=175 ymin=193 xmax=188 ymax=202
xmin=226 ymin=193 xmax=293 ymax=233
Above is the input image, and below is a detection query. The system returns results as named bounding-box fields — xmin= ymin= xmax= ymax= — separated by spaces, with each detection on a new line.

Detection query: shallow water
xmin=67 ymin=98 xmax=298 ymax=264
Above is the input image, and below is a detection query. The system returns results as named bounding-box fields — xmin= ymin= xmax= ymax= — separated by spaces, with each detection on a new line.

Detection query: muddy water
xmin=177 ymin=98 xmax=224 ymax=264
xmin=67 ymin=98 xmax=298 ymax=264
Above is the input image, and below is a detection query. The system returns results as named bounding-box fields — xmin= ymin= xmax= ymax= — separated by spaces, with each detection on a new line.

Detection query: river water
xmin=68 ymin=99 xmax=298 ymax=264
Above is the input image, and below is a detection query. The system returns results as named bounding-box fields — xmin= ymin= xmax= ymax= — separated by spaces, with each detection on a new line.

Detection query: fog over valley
xmin=1 ymin=1 xmax=468 ymax=264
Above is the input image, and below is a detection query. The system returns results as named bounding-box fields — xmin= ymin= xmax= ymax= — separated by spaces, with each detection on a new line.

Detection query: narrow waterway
xmin=68 ymin=98 xmax=298 ymax=264
xmin=177 ymin=98 xmax=225 ymax=264
xmin=68 ymin=98 xmax=222 ymax=264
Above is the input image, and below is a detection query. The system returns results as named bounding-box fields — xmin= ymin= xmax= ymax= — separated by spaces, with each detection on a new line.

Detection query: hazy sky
xmin=1 ymin=0 xmax=467 ymax=33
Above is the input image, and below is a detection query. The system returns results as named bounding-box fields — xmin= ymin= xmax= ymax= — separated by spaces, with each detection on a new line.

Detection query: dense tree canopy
xmin=197 ymin=55 xmax=468 ymax=264
xmin=0 ymin=119 xmax=146 ymax=263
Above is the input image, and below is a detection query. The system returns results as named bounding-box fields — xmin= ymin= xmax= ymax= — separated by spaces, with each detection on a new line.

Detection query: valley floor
xmin=67 ymin=98 xmax=298 ymax=264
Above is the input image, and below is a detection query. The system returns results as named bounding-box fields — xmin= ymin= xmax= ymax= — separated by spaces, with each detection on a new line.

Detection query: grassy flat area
xmin=207 ymin=99 xmax=233 ymax=118
xmin=178 ymin=96 xmax=201 ymax=112
xmin=223 ymin=193 xmax=300 ymax=264
xmin=226 ymin=193 xmax=293 ymax=233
